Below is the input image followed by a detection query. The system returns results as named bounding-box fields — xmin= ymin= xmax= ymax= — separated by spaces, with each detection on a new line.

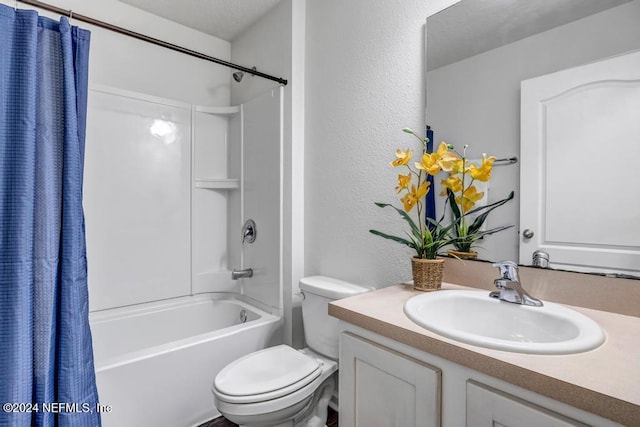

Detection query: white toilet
xmin=212 ymin=276 xmax=371 ymax=427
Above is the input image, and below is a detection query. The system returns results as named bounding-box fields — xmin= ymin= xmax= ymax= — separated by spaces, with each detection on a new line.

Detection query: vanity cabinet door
xmin=466 ymin=381 xmax=587 ymax=427
xmin=340 ymin=332 xmax=441 ymax=427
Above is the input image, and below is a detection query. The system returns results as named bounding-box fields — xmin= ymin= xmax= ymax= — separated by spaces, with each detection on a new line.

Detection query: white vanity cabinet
xmin=340 ymin=332 xmax=441 ymax=427
xmin=339 ymin=326 xmax=621 ymax=427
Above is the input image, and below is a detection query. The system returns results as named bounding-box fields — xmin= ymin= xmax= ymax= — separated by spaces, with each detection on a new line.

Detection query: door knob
xmin=522 ymin=229 xmax=534 ymax=239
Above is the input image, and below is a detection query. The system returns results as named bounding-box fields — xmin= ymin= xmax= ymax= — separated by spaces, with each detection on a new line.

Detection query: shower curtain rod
xmin=16 ymin=0 xmax=288 ymax=86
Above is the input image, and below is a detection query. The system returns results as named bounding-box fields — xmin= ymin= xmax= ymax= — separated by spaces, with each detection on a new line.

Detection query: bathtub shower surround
xmin=85 ymin=88 xmax=192 ymax=311
xmin=83 ymin=86 xmax=283 ymax=425
xmin=90 ymin=295 xmax=280 ymax=426
xmin=84 ymin=86 xmax=283 ymax=312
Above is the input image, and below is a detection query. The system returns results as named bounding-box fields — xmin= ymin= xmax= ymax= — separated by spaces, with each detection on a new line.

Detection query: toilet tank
xmin=299 ymin=276 xmax=372 ymax=360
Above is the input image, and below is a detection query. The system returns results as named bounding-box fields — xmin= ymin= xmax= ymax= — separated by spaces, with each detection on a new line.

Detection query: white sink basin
xmin=404 ymin=290 xmax=605 ymax=354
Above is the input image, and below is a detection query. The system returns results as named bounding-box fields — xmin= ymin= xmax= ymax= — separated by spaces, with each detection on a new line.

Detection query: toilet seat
xmin=213 ymin=347 xmax=338 ymax=421
xmin=213 ymin=345 xmax=322 ymax=404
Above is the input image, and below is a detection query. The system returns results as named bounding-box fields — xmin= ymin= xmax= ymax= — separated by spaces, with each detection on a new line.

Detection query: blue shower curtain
xmin=0 ymin=5 xmax=100 ymax=427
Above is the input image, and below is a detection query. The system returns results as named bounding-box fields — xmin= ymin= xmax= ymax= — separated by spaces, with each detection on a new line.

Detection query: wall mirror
xmin=426 ymin=0 xmax=640 ymax=278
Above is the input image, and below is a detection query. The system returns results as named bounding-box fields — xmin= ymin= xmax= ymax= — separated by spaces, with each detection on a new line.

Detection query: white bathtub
xmin=89 ymin=294 xmax=281 ymax=427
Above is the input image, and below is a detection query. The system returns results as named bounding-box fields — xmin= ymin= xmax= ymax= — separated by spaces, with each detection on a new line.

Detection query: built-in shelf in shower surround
xmin=195 ymin=178 xmax=240 ymax=190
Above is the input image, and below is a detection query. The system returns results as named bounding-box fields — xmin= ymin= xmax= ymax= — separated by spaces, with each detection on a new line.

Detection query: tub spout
xmin=231 ymin=268 xmax=253 ymax=280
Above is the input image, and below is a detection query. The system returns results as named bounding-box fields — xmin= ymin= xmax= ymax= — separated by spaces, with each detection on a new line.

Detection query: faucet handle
xmin=492 ymin=260 xmax=520 ymax=282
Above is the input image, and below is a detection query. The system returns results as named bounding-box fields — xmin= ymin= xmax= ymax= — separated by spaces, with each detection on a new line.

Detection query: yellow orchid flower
xmin=390 ymin=148 xmax=412 ymax=167
xmin=415 ymin=153 xmax=441 ymax=175
xmin=415 ymin=142 xmax=459 ymax=175
xmin=435 ymin=142 xmax=459 ymax=172
xmin=395 ymin=173 xmax=412 ymax=193
xmin=439 ymin=176 xmax=463 ymax=196
xmin=450 ymin=158 xmax=466 ymax=175
xmin=401 ymin=182 xmax=430 ymax=212
xmin=468 ymin=153 xmax=497 ymax=182
xmin=456 ymin=185 xmax=484 ymax=213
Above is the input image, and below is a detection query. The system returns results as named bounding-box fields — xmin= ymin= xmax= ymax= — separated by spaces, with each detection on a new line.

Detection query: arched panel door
xmin=520 ymin=50 xmax=640 ymax=275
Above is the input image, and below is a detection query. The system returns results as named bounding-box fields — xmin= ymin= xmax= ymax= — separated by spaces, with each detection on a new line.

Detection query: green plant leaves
xmin=466 ymin=191 xmax=514 ymax=235
xmin=372 ymin=201 xmax=466 ymax=259
xmin=369 ymin=229 xmax=416 ymax=249
xmin=447 ymin=189 xmax=461 ymax=220
xmin=446 ymin=190 xmax=515 ymax=251
xmin=373 ymin=202 xmax=421 ymax=240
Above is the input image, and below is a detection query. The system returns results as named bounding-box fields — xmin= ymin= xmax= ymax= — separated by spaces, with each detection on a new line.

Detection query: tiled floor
xmin=198 ymin=408 xmax=338 ymax=427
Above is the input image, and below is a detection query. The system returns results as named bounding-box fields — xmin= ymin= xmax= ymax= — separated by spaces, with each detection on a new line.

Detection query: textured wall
xmin=305 ymin=0 xmax=456 ymax=288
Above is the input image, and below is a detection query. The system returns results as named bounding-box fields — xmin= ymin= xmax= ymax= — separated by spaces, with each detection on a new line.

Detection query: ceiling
xmin=427 ymin=0 xmax=632 ymax=70
xmin=118 ymin=0 xmax=282 ymax=41
xmin=118 ymin=0 xmax=630 ymax=64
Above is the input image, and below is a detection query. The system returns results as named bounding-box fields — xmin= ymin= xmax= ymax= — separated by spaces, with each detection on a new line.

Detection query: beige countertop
xmin=329 ymin=282 xmax=640 ymax=426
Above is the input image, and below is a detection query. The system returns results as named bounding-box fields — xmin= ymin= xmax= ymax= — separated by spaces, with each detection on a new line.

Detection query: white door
xmin=520 ymin=50 xmax=640 ymax=275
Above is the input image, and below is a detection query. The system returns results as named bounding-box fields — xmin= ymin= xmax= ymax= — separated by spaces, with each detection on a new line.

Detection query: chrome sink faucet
xmin=489 ymin=261 xmax=543 ymax=307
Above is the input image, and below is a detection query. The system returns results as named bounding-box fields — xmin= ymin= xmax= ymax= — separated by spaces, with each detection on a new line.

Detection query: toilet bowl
xmin=212 ymin=276 xmax=371 ymax=427
xmin=213 ymin=346 xmax=336 ymax=427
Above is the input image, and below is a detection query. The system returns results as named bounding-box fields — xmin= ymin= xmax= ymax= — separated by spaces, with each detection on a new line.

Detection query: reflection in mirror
xmin=520 ymin=50 xmax=640 ymax=277
xmin=426 ymin=0 xmax=640 ymax=277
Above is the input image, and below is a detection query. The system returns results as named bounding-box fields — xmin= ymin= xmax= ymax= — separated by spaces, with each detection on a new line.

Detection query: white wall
xmin=231 ymin=0 xmax=306 ymax=345
xmin=427 ymin=0 xmax=640 ymax=262
xmin=304 ymin=0 xmax=456 ymax=289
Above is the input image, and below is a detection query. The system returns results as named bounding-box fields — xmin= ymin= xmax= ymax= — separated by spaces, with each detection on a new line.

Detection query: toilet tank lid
xmin=299 ymin=275 xmax=373 ymax=300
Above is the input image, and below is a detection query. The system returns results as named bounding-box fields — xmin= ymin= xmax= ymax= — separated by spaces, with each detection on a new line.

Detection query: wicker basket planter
xmin=447 ymin=249 xmax=478 ymax=260
xmin=411 ymin=257 xmax=445 ymax=291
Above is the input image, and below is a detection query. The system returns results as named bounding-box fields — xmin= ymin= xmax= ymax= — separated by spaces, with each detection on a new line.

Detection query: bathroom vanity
xmin=329 ymin=282 xmax=640 ymax=427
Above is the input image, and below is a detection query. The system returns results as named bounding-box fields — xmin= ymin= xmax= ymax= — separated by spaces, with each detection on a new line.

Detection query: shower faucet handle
xmin=242 ymin=219 xmax=256 ymax=244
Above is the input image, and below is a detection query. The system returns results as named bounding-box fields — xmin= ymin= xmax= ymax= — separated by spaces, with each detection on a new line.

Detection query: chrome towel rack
xmin=494 ymin=156 xmax=518 ymax=166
